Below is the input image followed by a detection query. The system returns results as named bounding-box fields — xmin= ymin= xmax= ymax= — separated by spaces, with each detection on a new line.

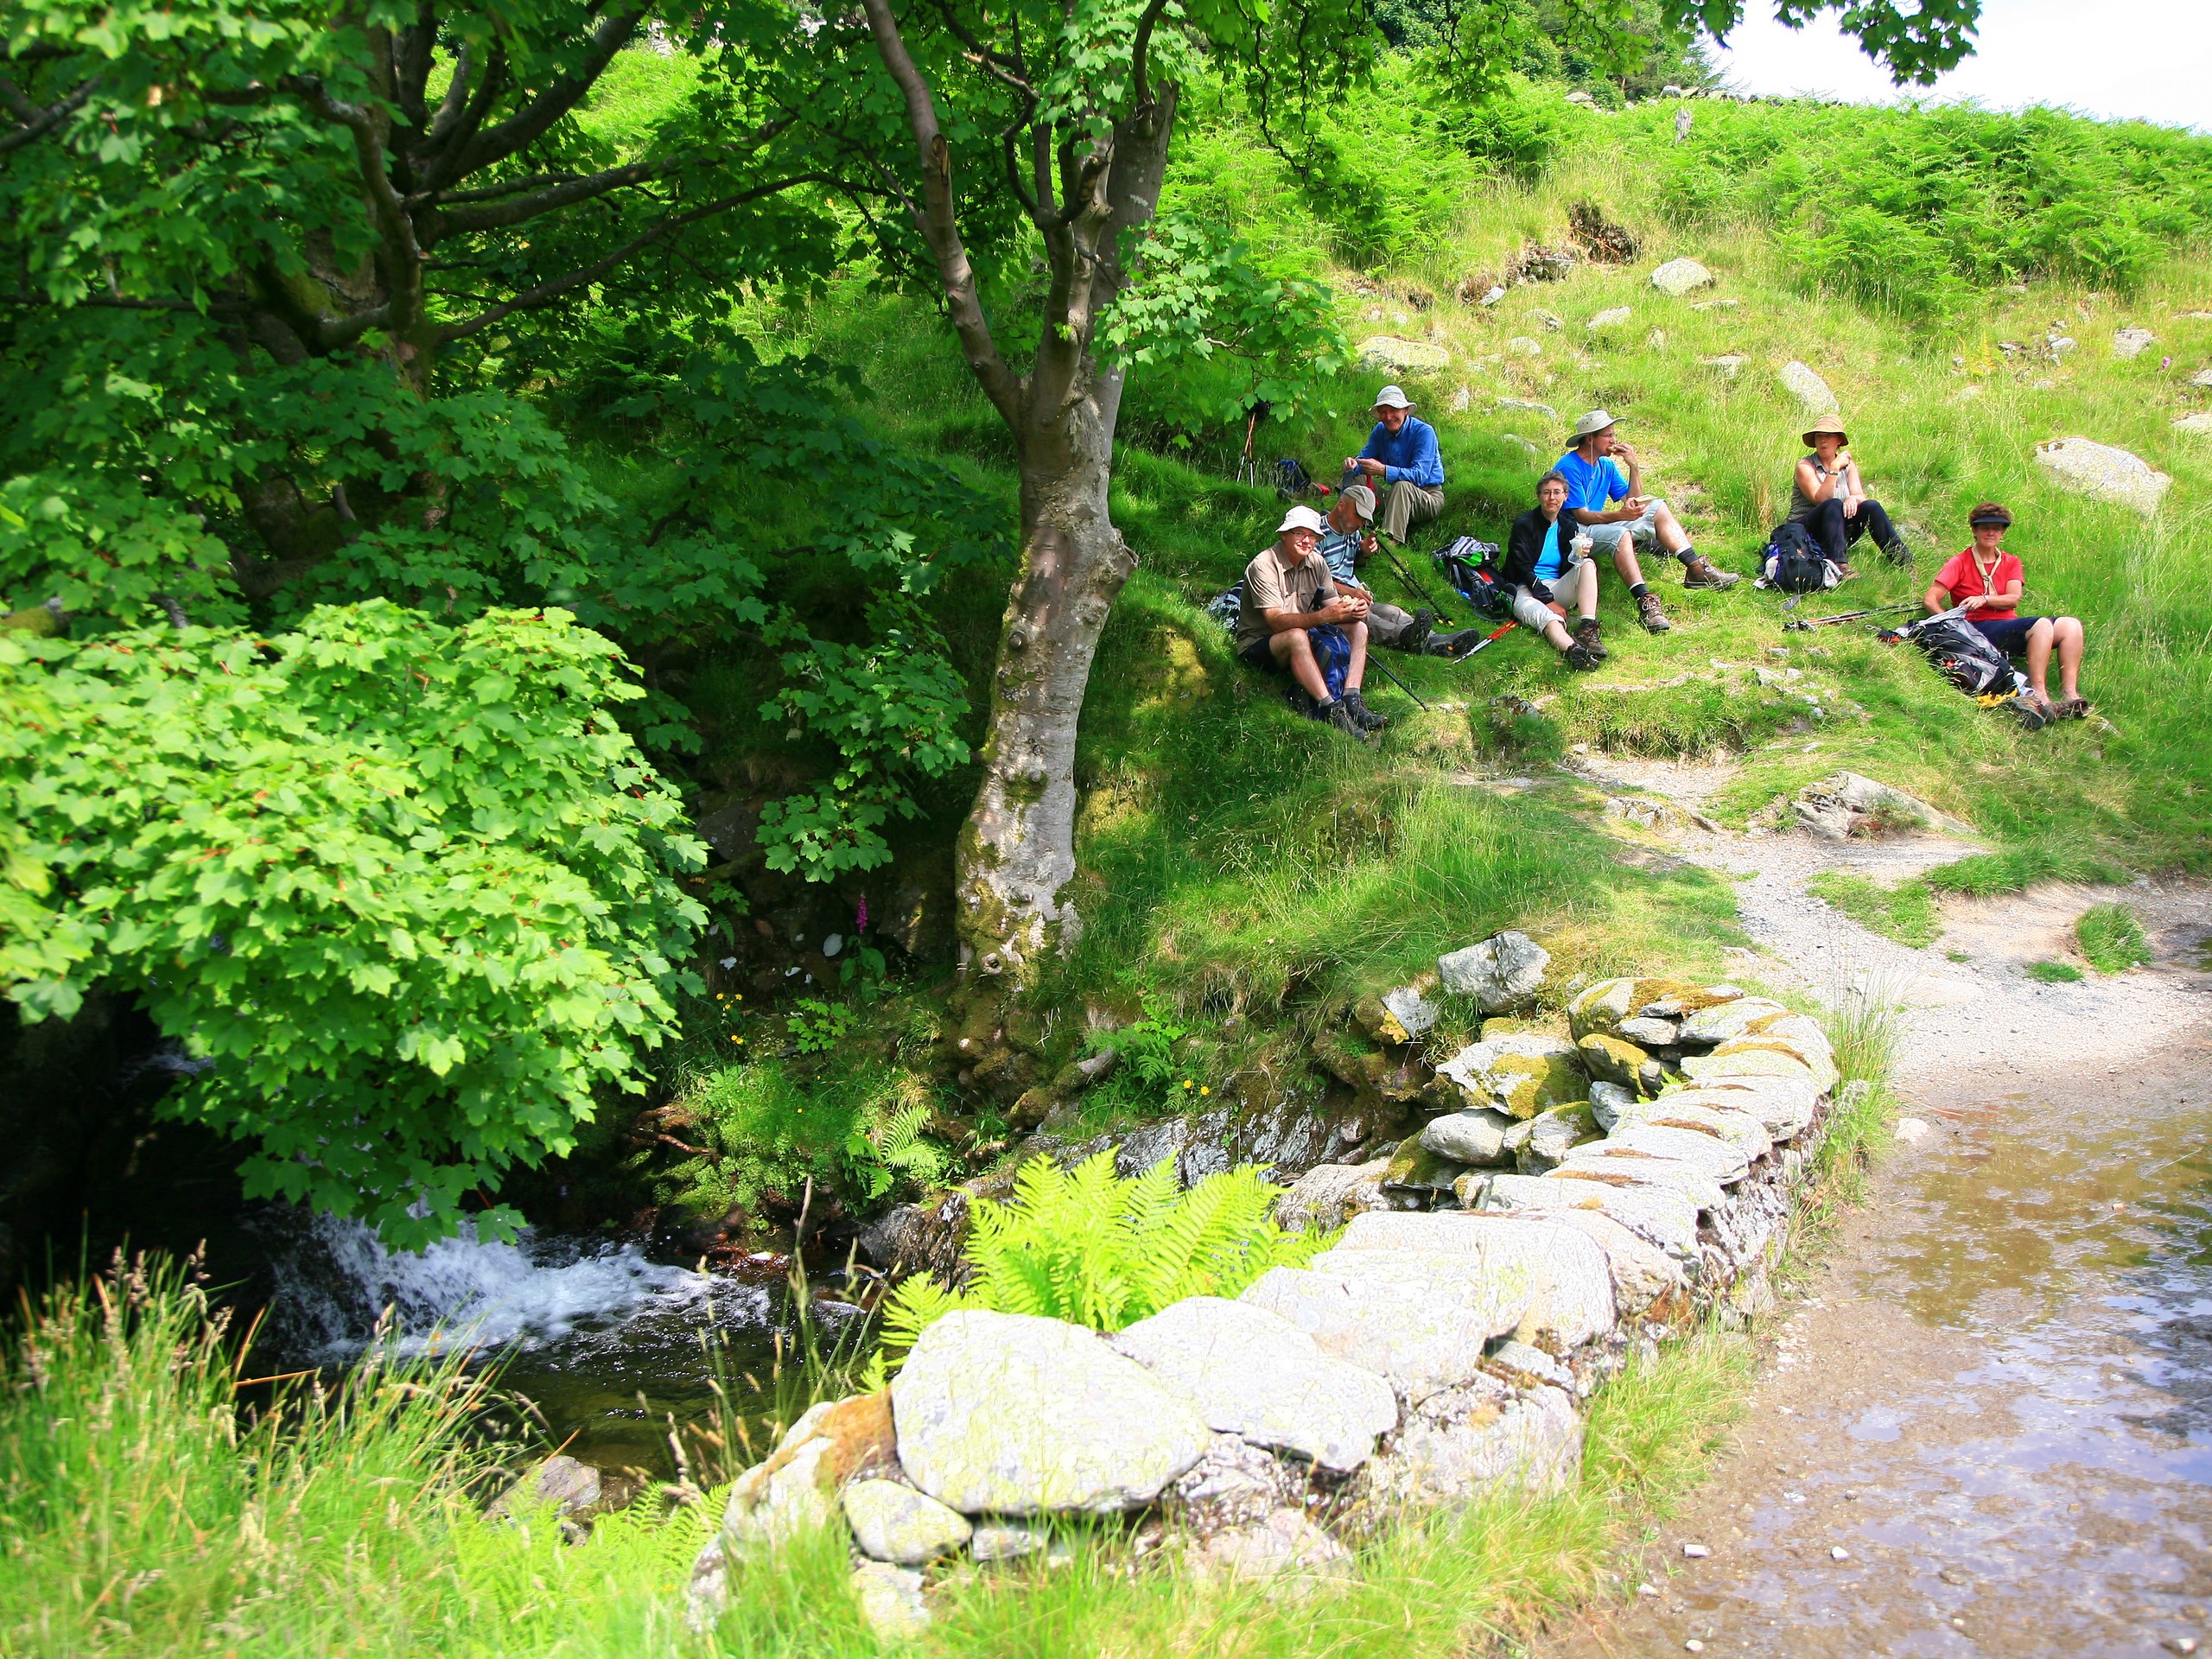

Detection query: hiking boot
xmin=1635 ymin=592 xmax=1674 ymax=633
xmin=1426 ymin=627 xmax=1483 ymax=658
xmin=1572 ymin=617 xmax=1608 ymax=660
xmin=1342 ymin=688 xmax=1389 ymax=733
xmin=1563 ymin=641 xmax=1602 ymax=671
xmin=1681 ymin=557 xmax=1741 ymax=591
xmin=1319 ymin=697 xmax=1368 ymax=740
xmin=1395 ymin=609 xmax=1436 ymax=653
xmin=1880 ymin=540 xmax=1913 ymax=567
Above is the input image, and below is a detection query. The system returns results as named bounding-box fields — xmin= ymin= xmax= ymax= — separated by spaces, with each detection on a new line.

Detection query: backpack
xmin=1274 ymin=457 xmax=1314 ymax=501
xmin=1307 ymin=623 xmax=1352 ymax=702
xmin=1890 ymin=608 xmax=2017 ymax=697
xmin=1433 ymin=536 xmax=1514 ymax=621
xmin=1759 ymin=522 xmax=1838 ymax=594
xmin=1204 ymin=581 xmax=1243 ymax=632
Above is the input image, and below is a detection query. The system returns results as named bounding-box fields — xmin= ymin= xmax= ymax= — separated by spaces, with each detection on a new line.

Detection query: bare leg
xmin=1649 ymin=504 xmax=1693 ymax=558
xmin=2054 ymin=617 xmax=2084 ymax=702
xmin=1541 ymin=610 xmax=1573 ymax=651
xmin=1610 ymin=533 xmax=1649 ymax=588
xmin=1268 ymin=628 xmax=1331 ymax=702
xmin=1344 ymin=620 xmax=1369 ymax=692
xmin=2023 ymin=618 xmax=2056 ymax=705
xmin=1567 ymin=560 xmax=1599 ymax=619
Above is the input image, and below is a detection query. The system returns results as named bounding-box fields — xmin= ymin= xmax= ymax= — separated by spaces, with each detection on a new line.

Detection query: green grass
xmin=1804 ymin=870 xmax=1942 ymax=948
xmin=2075 ymin=902 xmax=2153 ymax=972
xmin=2025 ymin=960 xmax=2086 ymax=983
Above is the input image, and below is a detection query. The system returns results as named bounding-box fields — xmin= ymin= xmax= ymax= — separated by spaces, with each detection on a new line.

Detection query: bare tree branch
xmin=446 ymin=8 xmax=645 ymax=181
xmin=0 ymin=73 xmax=98 ymax=155
xmin=855 ymin=0 xmax=1022 ymax=424
xmin=431 ymin=119 xmax=801 ymax=237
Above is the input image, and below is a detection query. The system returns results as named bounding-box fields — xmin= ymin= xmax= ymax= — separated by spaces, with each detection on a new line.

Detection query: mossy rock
xmin=1567 ymin=977 xmax=1734 ymax=1042
xmin=1576 ymin=1033 xmax=1663 ymax=1097
xmin=1433 ymin=1033 xmax=1587 ymax=1120
xmin=1382 ymin=1142 xmax=1470 ymax=1193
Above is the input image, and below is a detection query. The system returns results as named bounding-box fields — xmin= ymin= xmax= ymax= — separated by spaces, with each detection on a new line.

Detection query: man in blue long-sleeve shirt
xmin=1342 ymin=383 xmax=1445 ymax=544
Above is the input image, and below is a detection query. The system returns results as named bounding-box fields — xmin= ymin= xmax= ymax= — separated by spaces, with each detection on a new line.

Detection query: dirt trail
xmin=1547 ymin=756 xmax=2212 ymax=1659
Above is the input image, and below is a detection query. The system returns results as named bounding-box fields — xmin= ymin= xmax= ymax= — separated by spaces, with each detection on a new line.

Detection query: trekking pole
xmin=1340 ymin=465 xmax=1458 ymax=625
xmin=1451 ymin=620 xmax=1518 ymax=661
xmin=1363 ymin=651 xmax=1432 ymax=713
xmin=1783 ymin=600 xmax=1919 ymax=632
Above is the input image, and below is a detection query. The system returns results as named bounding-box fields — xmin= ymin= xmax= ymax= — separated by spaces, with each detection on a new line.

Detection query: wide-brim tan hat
xmin=1572 ymin=409 xmax=1617 ymax=438
xmin=1276 ymin=505 xmax=1327 ymax=536
xmin=1802 ymin=418 xmax=1850 ymax=447
xmin=1372 ymin=384 xmax=1414 ymax=410
xmin=1340 ymin=483 xmax=1377 ymax=520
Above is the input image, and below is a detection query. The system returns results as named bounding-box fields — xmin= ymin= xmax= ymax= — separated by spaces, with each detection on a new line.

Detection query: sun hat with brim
xmin=1967 ymin=503 xmax=2013 ymax=529
xmin=1372 ymin=385 xmax=1414 ymax=410
xmin=1572 ymin=409 xmax=1618 ymax=439
xmin=1276 ymin=505 xmax=1328 ymax=536
xmin=1340 ymin=483 xmax=1377 ymax=520
xmin=1802 ymin=419 xmax=1850 ymax=447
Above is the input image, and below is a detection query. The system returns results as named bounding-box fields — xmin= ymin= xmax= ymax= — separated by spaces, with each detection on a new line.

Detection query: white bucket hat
xmin=1372 ymin=384 xmax=1414 ymax=410
xmin=1573 ymin=409 xmax=1618 ymax=439
xmin=1275 ymin=505 xmax=1327 ymax=536
xmin=1339 ymin=483 xmax=1377 ymax=520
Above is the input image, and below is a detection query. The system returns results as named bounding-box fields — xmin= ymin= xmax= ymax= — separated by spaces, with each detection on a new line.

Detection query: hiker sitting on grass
xmin=1789 ymin=419 xmax=1910 ymax=577
xmin=1924 ymin=501 xmax=2089 ymax=721
xmin=1320 ymin=484 xmax=1483 ymax=658
xmin=1341 ymin=385 xmax=1444 ymax=544
xmin=1503 ymin=470 xmax=1603 ymax=671
xmin=1236 ymin=505 xmax=1382 ymax=738
xmin=1557 ymin=409 xmax=1741 ymax=634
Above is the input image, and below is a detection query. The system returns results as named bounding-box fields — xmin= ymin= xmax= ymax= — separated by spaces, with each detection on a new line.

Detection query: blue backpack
xmin=1307 ymin=624 xmax=1352 ymax=702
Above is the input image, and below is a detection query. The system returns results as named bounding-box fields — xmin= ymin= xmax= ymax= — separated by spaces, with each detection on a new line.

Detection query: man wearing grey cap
xmin=1319 ymin=483 xmax=1483 ymax=657
xmin=1235 ymin=504 xmax=1381 ymax=738
xmin=1342 ymin=384 xmax=1444 ymax=544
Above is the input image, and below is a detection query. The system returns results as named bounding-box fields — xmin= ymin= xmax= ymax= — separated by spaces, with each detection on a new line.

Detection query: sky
xmin=1707 ymin=0 xmax=2212 ymax=132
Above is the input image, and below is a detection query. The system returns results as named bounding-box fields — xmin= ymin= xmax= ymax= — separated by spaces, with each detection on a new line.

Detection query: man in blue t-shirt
xmin=1557 ymin=409 xmax=1740 ymax=632
xmin=1341 ymin=384 xmax=1444 ymax=544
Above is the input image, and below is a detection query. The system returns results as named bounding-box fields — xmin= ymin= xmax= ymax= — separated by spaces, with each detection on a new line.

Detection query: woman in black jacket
xmin=1503 ymin=471 xmax=1603 ymax=671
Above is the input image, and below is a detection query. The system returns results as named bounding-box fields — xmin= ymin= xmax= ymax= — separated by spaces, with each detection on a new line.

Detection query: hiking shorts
xmin=1970 ymin=615 xmax=2050 ymax=656
xmin=1510 ymin=561 xmax=1593 ymax=632
xmin=1580 ymin=498 xmax=1668 ymax=555
xmin=1239 ymin=636 xmax=1287 ymax=673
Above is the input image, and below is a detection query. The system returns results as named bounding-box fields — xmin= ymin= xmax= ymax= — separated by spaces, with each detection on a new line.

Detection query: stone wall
xmin=689 ymin=950 xmax=1840 ymax=1637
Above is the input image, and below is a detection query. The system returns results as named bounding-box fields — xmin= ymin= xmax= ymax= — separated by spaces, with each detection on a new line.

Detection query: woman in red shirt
xmin=1923 ymin=502 xmax=2088 ymax=719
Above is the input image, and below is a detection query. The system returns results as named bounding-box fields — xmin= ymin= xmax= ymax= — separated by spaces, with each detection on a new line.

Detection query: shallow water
xmin=1563 ymin=1053 xmax=2212 ymax=1657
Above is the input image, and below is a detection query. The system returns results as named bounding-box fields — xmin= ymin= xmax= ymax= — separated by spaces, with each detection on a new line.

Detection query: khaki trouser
xmin=1378 ymin=480 xmax=1444 ymax=543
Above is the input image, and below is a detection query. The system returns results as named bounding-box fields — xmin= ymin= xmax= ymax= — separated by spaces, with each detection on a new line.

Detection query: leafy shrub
xmin=1805 ymin=204 xmax=1964 ymax=321
xmin=1443 ymin=76 xmax=1580 ymax=184
xmin=785 ymin=998 xmax=858 ymax=1055
xmin=874 ymin=1153 xmax=1330 ymax=1363
xmin=1806 ymin=871 xmax=1942 ymax=949
xmin=2075 ymin=904 xmax=2152 ymax=974
xmin=1085 ymin=993 xmax=1194 ymax=1115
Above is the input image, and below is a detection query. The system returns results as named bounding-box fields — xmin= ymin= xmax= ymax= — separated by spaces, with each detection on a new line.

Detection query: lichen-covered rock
xmin=1241 ymin=1249 xmax=1535 ymax=1402
xmin=1433 ymin=1033 xmax=1585 ymax=1119
xmin=1780 ymin=359 xmax=1839 ymax=415
xmin=1677 ymin=995 xmax=1791 ymax=1046
xmin=1681 ymin=1045 xmax=1818 ymax=1089
xmin=1586 ymin=306 xmax=1632 ymax=332
xmin=1627 ymin=1101 xmax=1772 ymax=1162
xmin=892 ymin=1311 xmax=1211 ymax=1516
xmin=1436 ymin=931 xmax=1551 ymax=1011
xmin=1524 ymin=1205 xmax=1688 ymax=1316
xmin=1662 ymin=1078 xmax=1820 ymax=1141
xmin=1460 ymin=1172 xmax=1701 ymax=1266
xmin=1650 ymin=257 xmax=1715 ymax=296
xmin=1588 ymin=1079 xmax=1639 ymax=1133
xmin=1331 ymin=1210 xmax=1617 ymax=1349
xmin=850 ymin=1561 xmax=931 ymax=1640
xmin=1419 ymin=1108 xmax=1516 ymax=1166
xmin=1552 ymin=1152 xmax=1726 ymax=1213
xmin=1110 ymin=1298 xmax=1399 ymax=1472
xmin=1521 ymin=1103 xmax=1603 ymax=1172
xmin=2035 ymin=435 xmax=2171 ymax=516
xmin=969 ymin=1520 xmax=1046 ymax=1561
xmin=1357 ymin=1382 xmax=1582 ymax=1513
xmin=1273 ymin=1158 xmax=1393 ymax=1233
xmin=1571 ymin=1122 xmax=1750 ymax=1185
xmin=1569 ymin=976 xmax=1736 ymax=1041
xmin=1358 ymin=335 xmax=1452 ymax=373
xmin=1578 ymin=1033 xmax=1664 ymax=1096
xmin=492 ymin=1453 xmax=602 ymax=1521
xmin=842 ymin=1479 xmax=972 ymax=1566
xmin=1382 ymin=1141 xmax=1471 ymax=1197
xmin=2113 ymin=327 xmax=2157 ymax=359
xmin=1187 ymin=1507 xmax=1353 ymax=1586
xmin=1617 ymin=1014 xmax=1680 ymax=1047
xmin=718 ymin=1391 xmax=897 ymax=1551
xmin=1708 ymin=1035 xmax=1838 ymax=1092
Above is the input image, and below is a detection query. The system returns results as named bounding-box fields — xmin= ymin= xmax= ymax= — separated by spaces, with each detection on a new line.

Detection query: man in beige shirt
xmin=1235 ymin=505 xmax=1379 ymax=736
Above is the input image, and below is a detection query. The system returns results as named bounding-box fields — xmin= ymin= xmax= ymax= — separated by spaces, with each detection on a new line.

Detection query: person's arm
xmin=1386 ymin=423 xmax=1443 ymax=488
xmin=1345 ymin=424 xmax=1387 ymax=476
xmin=1499 ymin=515 xmax=1553 ymax=599
xmin=1796 ymin=457 xmax=1834 ymax=503
xmin=1265 ymin=593 xmax=1361 ymax=632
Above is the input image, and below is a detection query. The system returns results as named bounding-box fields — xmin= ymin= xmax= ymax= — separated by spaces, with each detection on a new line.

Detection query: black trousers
xmin=1803 ymin=496 xmax=1902 ymax=565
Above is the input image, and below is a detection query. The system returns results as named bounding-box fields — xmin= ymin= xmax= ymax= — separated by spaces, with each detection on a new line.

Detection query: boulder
xmin=1700 ymin=353 xmax=1746 ymax=378
xmin=1359 ymin=1382 xmax=1582 ymax=1512
xmin=1626 ymin=1101 xmax=1772 ymax=1161
xmin=1551 ymin=1153 xmax=1726 ymax=1213
xmin=1241 ymin=1249 xmax=1535 ymax=1402
xmin=1577 ymin=1033 xmax=1663 ymax=1096
xmin=1111 ymin=1297 xmax=1399 ymax=1472
xmin=1331 ymin=1210 xmax=1617 ymax=1349
xmin=1681 ymin=1045 xmax=1819 ymax=1089
xmin=1522 ymin=1205 xmax=1688 ymax=1316
xmin=1496 ymin=397 xmax=1560 ymax=419
xmin=1186 ymin=1508 xmax=1353 ymax=1586
xmin=720 ymin=1390 xmax=897 ymax=1549
xmin=2173 ymin=412 xmax=2212 ymax=435
xmin=1587 ymin=1079 xmax=1639 ymax=1133
xmin=1433 ymin=1033 xmax=1585 ymax=1120
xmin=1572 ymin=1122 xmax=1750 ymax=1185
xmin=842 ymin=1479 xmax=972 ymax=1566
xmin=1617 ymin=1014 xmax=1680 ymax=1048
xmin=1705 ymin=1036 xmax=1837 ymax=1092
xmin=1677 ymin=995 xmax=1791 ymax=1046
xmin=1586 ymin=306 xmax=1632 ymax=332
xmin=1507 ymin=334 xmax=1544 ymax=357
xmin=1569 ymin=976 xmax=1736 ymax=1041
xmin=492 ymin=1453 xmax=602 ymax=1521
xmin=2034 ymin=436 xmax=2171 ymax=516
xmin=850 ymin=1561 xmax=931 ymax=1640
xmin=969 ymin=1520 xmax=1046 ymax=1562
xmin=1382 ymin=985 xmax=1440 ymax=1040
xmin=1461 ymin=1172 xmax=1701 ymax=1265
xmin=892 ymin=1311 xmax=1211 ymax=1515
xmin=1522 ymin=1103 xmax=1603 ymax=1171
xmin=1660 ymin=1078 xmax=1819 ymax=1141
xmin=1779 ymin=359 xmax=1839 ymax=415
xmin=1358 ymin=335 xmax=1452 ymax=373
xmin=2113 ymin=327 xmax=2157 ymax=359
xmin=1650 ymin=257 xmax=1715 ymax=296
xmin=1273 ymin=1158 xmax=1392 ymax=1233
xmin=1382 ymin=1141 xmax=1470 ymax=1197
xmin=1436 ymin=931 xmax=1551 ymax=1011
xmin=1420 ymin=1107 xmax=1517 ymax=1166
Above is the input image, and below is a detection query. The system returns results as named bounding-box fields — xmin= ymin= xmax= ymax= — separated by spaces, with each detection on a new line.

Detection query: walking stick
xmin=1339 ymin=465 xmax=1457 ymax=625
xmin=1363 ymin=651 xmax=1431 ymax=713
xmin=1783 ymin=601 xmax=1919 ymax=632
xmin=1451 ymin=620 xmax=1518 ymax=661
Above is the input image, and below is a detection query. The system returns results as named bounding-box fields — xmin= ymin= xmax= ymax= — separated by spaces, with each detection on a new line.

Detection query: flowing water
xmin=1560 ymin=1040 xmax=2212 ymax=1658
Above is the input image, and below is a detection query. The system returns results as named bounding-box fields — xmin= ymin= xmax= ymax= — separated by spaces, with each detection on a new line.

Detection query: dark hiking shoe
xmin=1426 ymin=627 xmax=1484 ymax=658
xmin=1319 ymin=697 xmax=1369 ymax=740
xmin=1395 ymin=609 xmax=1436 ymax=653
xmin=1342 ymin=688 xmax=1389 ymax=733
xmin=1880 ymin=540 xmax=1913 ymax=567
xmin=1681 ymin=557 xmax=1741 ymax=591
xmin=1572 ymin=617 xmax=1608 ymax=660
xmin=1563 ymin=642 xmax=1602 ymax=671
xmin=1635 ymin=593 xmax=1674 ymax=633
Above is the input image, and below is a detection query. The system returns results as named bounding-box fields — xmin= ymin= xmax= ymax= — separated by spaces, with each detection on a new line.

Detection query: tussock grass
xmin=2075 ymin=901 xmax=2153 ymax=972
xmin=1804 ymin=870 xmax=1942 ymax=948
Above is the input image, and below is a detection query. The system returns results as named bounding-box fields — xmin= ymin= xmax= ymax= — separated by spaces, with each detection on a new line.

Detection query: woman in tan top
xmin=1787 ymin=420 xmax=1908 ymax=577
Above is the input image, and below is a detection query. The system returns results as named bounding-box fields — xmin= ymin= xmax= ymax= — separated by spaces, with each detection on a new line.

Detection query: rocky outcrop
xmin=1779 ymin=360 xmax=1839 ymax=415
xmin=1437 ymin=931 xmax=1550 ymax=1010
xmin=2034 ymin=436 xmax=2171 ymax=516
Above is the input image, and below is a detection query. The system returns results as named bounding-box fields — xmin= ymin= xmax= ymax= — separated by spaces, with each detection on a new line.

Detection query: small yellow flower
xmin=1183 ymin=1079 xmax=1193 ymax=1090
xmin=1200 ymin=1086 xmax=1211 ymax=1096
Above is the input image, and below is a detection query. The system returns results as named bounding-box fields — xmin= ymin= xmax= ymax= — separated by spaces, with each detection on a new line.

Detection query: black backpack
xmin=1761 ymin=522 xmax=1834 ymax=594
xmin=1433 ymin=537 xmax=1513 ymax=621
xmin=1891 ymin=609 xmax=2015 ymax=697
xmin=1274 ymin=457 xmax=1314 ymax=500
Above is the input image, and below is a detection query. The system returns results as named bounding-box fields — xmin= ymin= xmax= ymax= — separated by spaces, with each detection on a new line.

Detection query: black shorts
xmin=1240 ymin=637 xmax=1286 ymax=674
xmin=1970 ymin=615 xmax=2050 ymax=656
